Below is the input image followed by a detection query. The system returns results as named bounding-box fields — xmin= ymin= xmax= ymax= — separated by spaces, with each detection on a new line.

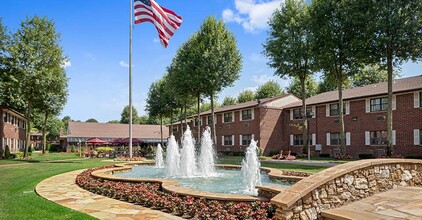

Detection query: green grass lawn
xmin=0 ymin=152 xmax=81 ymax=165
xmin=0 ymin=157 xmax=121 ymax=220
xmin=217 ymin=156 xmax=327 ymax=174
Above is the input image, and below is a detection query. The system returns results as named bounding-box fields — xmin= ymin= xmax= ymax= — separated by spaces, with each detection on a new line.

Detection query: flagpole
xmin=129 ymin=0 xmax=133 ymax=158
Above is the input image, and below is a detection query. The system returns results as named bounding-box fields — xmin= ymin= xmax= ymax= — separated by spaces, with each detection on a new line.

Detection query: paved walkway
xmin=322 ymin=186 xmax=422 ymax=220
xmin=36 ymin=169 xmax=181 ymax=220
xmin=266 ymin=159 xmax=340 ymax=167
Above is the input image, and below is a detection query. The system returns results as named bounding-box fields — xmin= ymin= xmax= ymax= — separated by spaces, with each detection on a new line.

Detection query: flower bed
xmin=76 ymin=166 xmax=276 ymax=219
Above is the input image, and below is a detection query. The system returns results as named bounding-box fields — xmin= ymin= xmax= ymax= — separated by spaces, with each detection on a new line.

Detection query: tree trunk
xmin=197 ymin=95 xmax=201 ymax=143
xmin=24 ymin=101 xmax=31 ymax=159
xmin=184 ymin=104 xmax=187 ymax=131
xmin=338 ymin=74 xmax=346 ymax=154
xmin=170 ymin=111 xmax=173 ymax=136
xmin=160 ymin=115 xmax=163 ymax=147
xmin=210 ymin=93 xmax=216 ymax=146
xmin=300 ymin=77 xmax=309 ymax=159
xmin=386 ymin=51 xmax=393 ymax=156
xmin=42 ymin=111 xmax=49 ymax=155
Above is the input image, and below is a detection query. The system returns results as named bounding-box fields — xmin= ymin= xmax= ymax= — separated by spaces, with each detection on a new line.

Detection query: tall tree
xmin=363 ymin=0 xmax=422 ymax=156
xmin=86 ymin=118 xmax=98 ymax=123
xmin=0 ymin=19 xmax=10 ymax=104
xmin=237 ymin=89 xmax=255 ymax=103
xmin=351 ymin=64 xmax=399 ymax=88
xmin=222 ymin=96 xmax=237 ymax=106
xmin=264 ymin=0 xmax=315 ymax=158
xmin=120 ymin=105 xmax=139 ymax=124
xmin=107 ymin=120 xmax=120 ymax=124
xmin=193 ymin=16 xmax=242 ymax=143
xmin=4 ymin=16 xmax=67 ymax=158
xmin=287 ymin=76 xmax=318 ymax=98
xmin=255 ymin=80 xmax=284 ymax=99
xmin=317 ymin=74 xmax=352 ymax=94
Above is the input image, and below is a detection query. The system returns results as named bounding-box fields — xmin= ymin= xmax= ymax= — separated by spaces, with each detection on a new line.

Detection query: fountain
xmin=179 ymin=126 xmax=197 ymax=177
xmin=155 ymin=144 xmax=164 ymax=168
xmin=198 ymin=127 xmax=216 ymax=177
xmin=165 ymin=135 xmax=180 ymax=177
xmin=241 ymin=139 xmax=261 ymax=194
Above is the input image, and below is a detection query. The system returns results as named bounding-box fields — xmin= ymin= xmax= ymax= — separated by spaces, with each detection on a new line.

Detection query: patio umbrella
xmin=122 ymin=137 xmax=143 ymax=144
xmin=86 ymin=137 xmax=109 ymax=145
xmin=111 ymin=138 xmax=125 ymax=145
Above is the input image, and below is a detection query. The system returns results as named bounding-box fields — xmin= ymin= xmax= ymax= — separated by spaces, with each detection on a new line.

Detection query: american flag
xmin=134 ymin=0 xmax=182 ymax=48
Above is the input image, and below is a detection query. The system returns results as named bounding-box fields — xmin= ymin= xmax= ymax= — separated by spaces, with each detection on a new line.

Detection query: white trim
xmin=415 ymin=92 xmax=420 ymax=108
xmin=365 ymin=131 xmax=370 ymax=145
xmin=240 ymin=135 xmax=243 ymax=145
xmin=231 ymin=135 xmax=234 ymax=146
xmin=345 ymin=101 xmax=350 ymax=115
xmin=232 ymin=111 xmax=235 ymax=122
xmin=240 ymin=108 xmax=254 ymax=121
xmin=392 ymin=130 xmax=396 ymax=145
xmin=365 ymin=99 xmax=370 ymax=113
xmin=414 ymin=129 xmax=420 ymax=145
xmin=346 ymin=132 xmax=351 ymax=146
xmin=252 ymin=134 xmax=255 ymax=142
xmin=392 ymin=95 xmax=396 ymax=110
xmin=290 ymin=110 xmax=293 ymax=120
xmin=326 ymin=133 xmax=330 ymax=146
xmin=326 ymin=104 xmax=330 ymax=117
xmin=312 ymin=133 xmax=316 ymax=145
xmin=221 ymin=113 xmax=224 ymax=124
xmin=312 ymin=106 xmax=316 ymax=118
xmin=221 ymin=136 xmax=224 ymax=146
xmin=290 ymin=135 xmax=293 ymax=146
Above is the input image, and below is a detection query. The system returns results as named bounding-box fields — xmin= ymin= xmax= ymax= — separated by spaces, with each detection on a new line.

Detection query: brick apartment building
xmin=285 ymin=76 xmax=422 ymax=157
xmin=170 ymin=94 xmax=300 ymax=155
xmin=0 ymin=106 xmax=27 ymax=154
xmin=170 ymin=76 xmax=422 ymax=158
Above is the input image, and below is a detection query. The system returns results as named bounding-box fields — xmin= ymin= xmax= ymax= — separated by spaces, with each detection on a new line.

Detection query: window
xmin=330 ymin=133 xmax=340 ymax=145
xmin=420 ymin=92 xmax=422 ymax=107
xmin=292 ymin=107 xmax=313 ymax=120
xmin=329 ymin=103 xmax=346 ymax=116
xmin=241 ymin=109 xmax=252 ymax=121
xmin=293 ymin=134 xmax=303 ymax=145
xmin=370 ymin=97 xmax=388 ymax=112
xmin=3 ymin=112 xmax=6 ymax=122
xmin=223 ymin=135 xmax=233 ymax=146
xmin=194 ymin=118 xmax=200 ymax=127
xmin=172 ymin=126 xmax=178 ymax=133
xmin=223 ymin=112 xmax=233 ymax=123
xmin=370 ymin=131 xmax=387 ymax=145
xmin=420 ymin=130 xmax=422 ymax=145
xmin=241 ymin=134 xmax=252 ymax=145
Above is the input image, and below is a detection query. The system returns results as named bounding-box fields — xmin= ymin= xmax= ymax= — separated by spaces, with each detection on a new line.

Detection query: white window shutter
xmin=290 ymin=135 xmax=293 ymax=145
xmin=232 ymin=112 xmax=235 ymax=122
xmin=415 ymin=92 xmax=420 ymax=108
xmin=392 ymin=95 xmax=397 ymax=110
xmin=240 ymin=135 xmax=243 ymax=145
xmin=392 ymin=130 xmax=396 ymax=145
xmin=326 ymin=133 xmax=330 ymax=146
xmin=221 ymin=114 xmax=224 ymax=123
xmin=251 ymin=109 xmax=254 ymax=120
xmin=365 ymin=131 xmax=370 ymax=145
xmin=345 ymin=102 xmax=350 ymax=115
xmin=366 ymin=99 xmax=370 ymax=113
xmin=312 ymin=133 xmax=316 ymax=145
xmin=290 ymin=110 xmax=293 ymax=120
xmin=326 ymin=104 xmax=330 ymax=117
xmin=232 ymin=135 xmax=234 ymax=146
xmin=312 ymin=106 xmax=316 ymax=118
xmin=222 ymin=136 xmax=224 ymax=146
xmin=346 ymin=132 xmax=351 ymax=146
xmin=239 ymin=111 xmax=242 ymax=121
xmin=414 ymin=129 xmax=420 ymax=145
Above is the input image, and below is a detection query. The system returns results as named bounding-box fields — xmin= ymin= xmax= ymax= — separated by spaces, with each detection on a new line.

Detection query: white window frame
xmin=240 ymin=134 xmax=254 ymax=146
xmin=222 ymin=135 xmax=234 ymax=146
xmin=240 ymin=108 xmax=254 ymax=121
xmin=222 ymin=112 xmax=234 ymax=123
xmin=415 ymin=91 xmax=421 ymax=108
xmin=326 ymin=132 xmax=350 ymax=146
xmin=414 ymin=129 xmax=421 ymax=145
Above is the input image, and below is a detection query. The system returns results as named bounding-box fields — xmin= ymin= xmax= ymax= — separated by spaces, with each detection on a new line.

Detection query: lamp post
xmin=78 ymin=140 xmax=81 ymax=157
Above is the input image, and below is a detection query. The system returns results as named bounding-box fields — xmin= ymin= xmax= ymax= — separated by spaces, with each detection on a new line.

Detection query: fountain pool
xmin=113 ymin=165 xmax=291 ymax=195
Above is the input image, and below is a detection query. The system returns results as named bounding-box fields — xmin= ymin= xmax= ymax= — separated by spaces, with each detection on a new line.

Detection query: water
xmin=179 ymin=126 xmax=196 ymax=177
xmin=114 ymin=166 xmax=290 ymax=195
xmin=241 ymin=139 xmax=261 ymax=194
xmin=165 ymin=135 xmax=180 ymax=177
xmin=155 ymin=144 xmax=164 ymax=168
xmin=197 ymin=127 xmax=216 ymax=177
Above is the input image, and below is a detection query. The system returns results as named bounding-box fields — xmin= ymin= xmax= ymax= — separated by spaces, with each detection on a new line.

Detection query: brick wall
xmin=0 ymin=108 xmax=27 ymax=153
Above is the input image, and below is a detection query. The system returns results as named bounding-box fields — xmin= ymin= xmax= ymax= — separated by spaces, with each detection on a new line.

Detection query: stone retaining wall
xmin=271 ymin=159 xmax=422 ymax=220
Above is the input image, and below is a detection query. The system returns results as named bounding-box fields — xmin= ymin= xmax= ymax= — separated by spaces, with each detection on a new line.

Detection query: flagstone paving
xmin=35 ymin=169 xmax=182 ymax=220
xmin=322 ymin=186 xmax=422 ymax=220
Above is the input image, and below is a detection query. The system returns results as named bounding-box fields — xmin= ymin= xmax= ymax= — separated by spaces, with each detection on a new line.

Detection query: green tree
xmin=287 ymin=76 xmax=318 ymax=98
xmin=4 ymin=16 xmax=67 ymax=158
xmin=222 ymin=96 xmax=237 ymax=106
xmin=352 ymin=64 xmax=400 ymax=88
xmin=237 ymin=89 xmax=255 ymax=103
xmin=191 ymin=16 xmax=242 ymax=143
xmin=107 ymin=120 xmax=120 ymax=124
xmin=0 ymin=19 xmax=10 ymax=104
xmin=310 ymin=0 xmax=367 ymax=153
xmin=120 ymin=105 xmax=139 ymax=124
xmin=264 ymin=0 xmax=315 ymax=157
xmin=255 ymin=80 xmax=284 ymax=99
xmin=138 ymin=115 xmax=159 ymax=125
xmin=85 ymin=118 xmax=98 ymax=123
xmin=317 ymin=75 xmax=352 ymax=94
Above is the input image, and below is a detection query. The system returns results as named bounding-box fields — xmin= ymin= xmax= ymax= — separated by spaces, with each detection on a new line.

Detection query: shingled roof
xmin=67 ymin=121 xmax=168 ymax=139
xmin=285 ymin=75 xmax=422 ymax=108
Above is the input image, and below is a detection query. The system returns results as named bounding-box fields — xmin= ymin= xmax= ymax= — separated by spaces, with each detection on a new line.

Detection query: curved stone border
xmin=271 ymin=159 xmax=422 ymax=220
xmin=90 ymin=163 xmax=307 ymax=202
xmin=35 ymin=169 xmax=181 ymax=220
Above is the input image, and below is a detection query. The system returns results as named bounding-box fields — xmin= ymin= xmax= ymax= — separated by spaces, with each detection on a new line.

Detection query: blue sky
xmin=1 ymin=0 xmax=421 ymax=123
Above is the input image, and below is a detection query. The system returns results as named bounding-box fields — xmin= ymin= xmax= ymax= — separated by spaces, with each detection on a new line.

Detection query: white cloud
xmin=119 ymin=61 xmax=134 ymax=68
xmin=85 ymin=52 xmax=96 ymax=61
xmin=222 ymin=0 xmax=282 ymax=32
xmin=153 ymin=38 xmax=160 ymax=44
xmin=61 ymin=59 xmax=71 ymax=68
xmin=251 ymin=74 xmax=279 ymax=85
xmin=249 ymin=52 xmax=267 ymax=63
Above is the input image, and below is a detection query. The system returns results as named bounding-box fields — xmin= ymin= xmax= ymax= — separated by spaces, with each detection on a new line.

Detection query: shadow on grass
xmin=45 ymin=161 xmax=80 ymax=164
xmin=13 ymin=159 xmax=41 ymax=163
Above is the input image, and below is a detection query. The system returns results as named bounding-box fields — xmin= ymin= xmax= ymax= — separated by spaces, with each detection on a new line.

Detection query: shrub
xmin=319 ymin=153 xmax=331 ymax=158
xmin=285 ymin=155 xmax=296 ymax=160
xmin=71 ymin=145 xmax=76 ymax=153
xmin=48 ymin=144 xmax=62 ymax=152
xmin=359 ymin=154 xmax=373 ymax=159
xmin=16 ymin=152 xmax=24 ymax=159
xmin=5 ymin=145 xmax=11 ymax=159
xmin=0 ymin=148 xmax=4 ymax=159
xmin=96 ymin=147 xmax=114 ymax=152
xmin=268 ymin=150 xmax=279 ymax=156
xmin=334 ymin=154 xmax=352 ymax=160
xmin=378 ymin=154 xmax=404 ymax=159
